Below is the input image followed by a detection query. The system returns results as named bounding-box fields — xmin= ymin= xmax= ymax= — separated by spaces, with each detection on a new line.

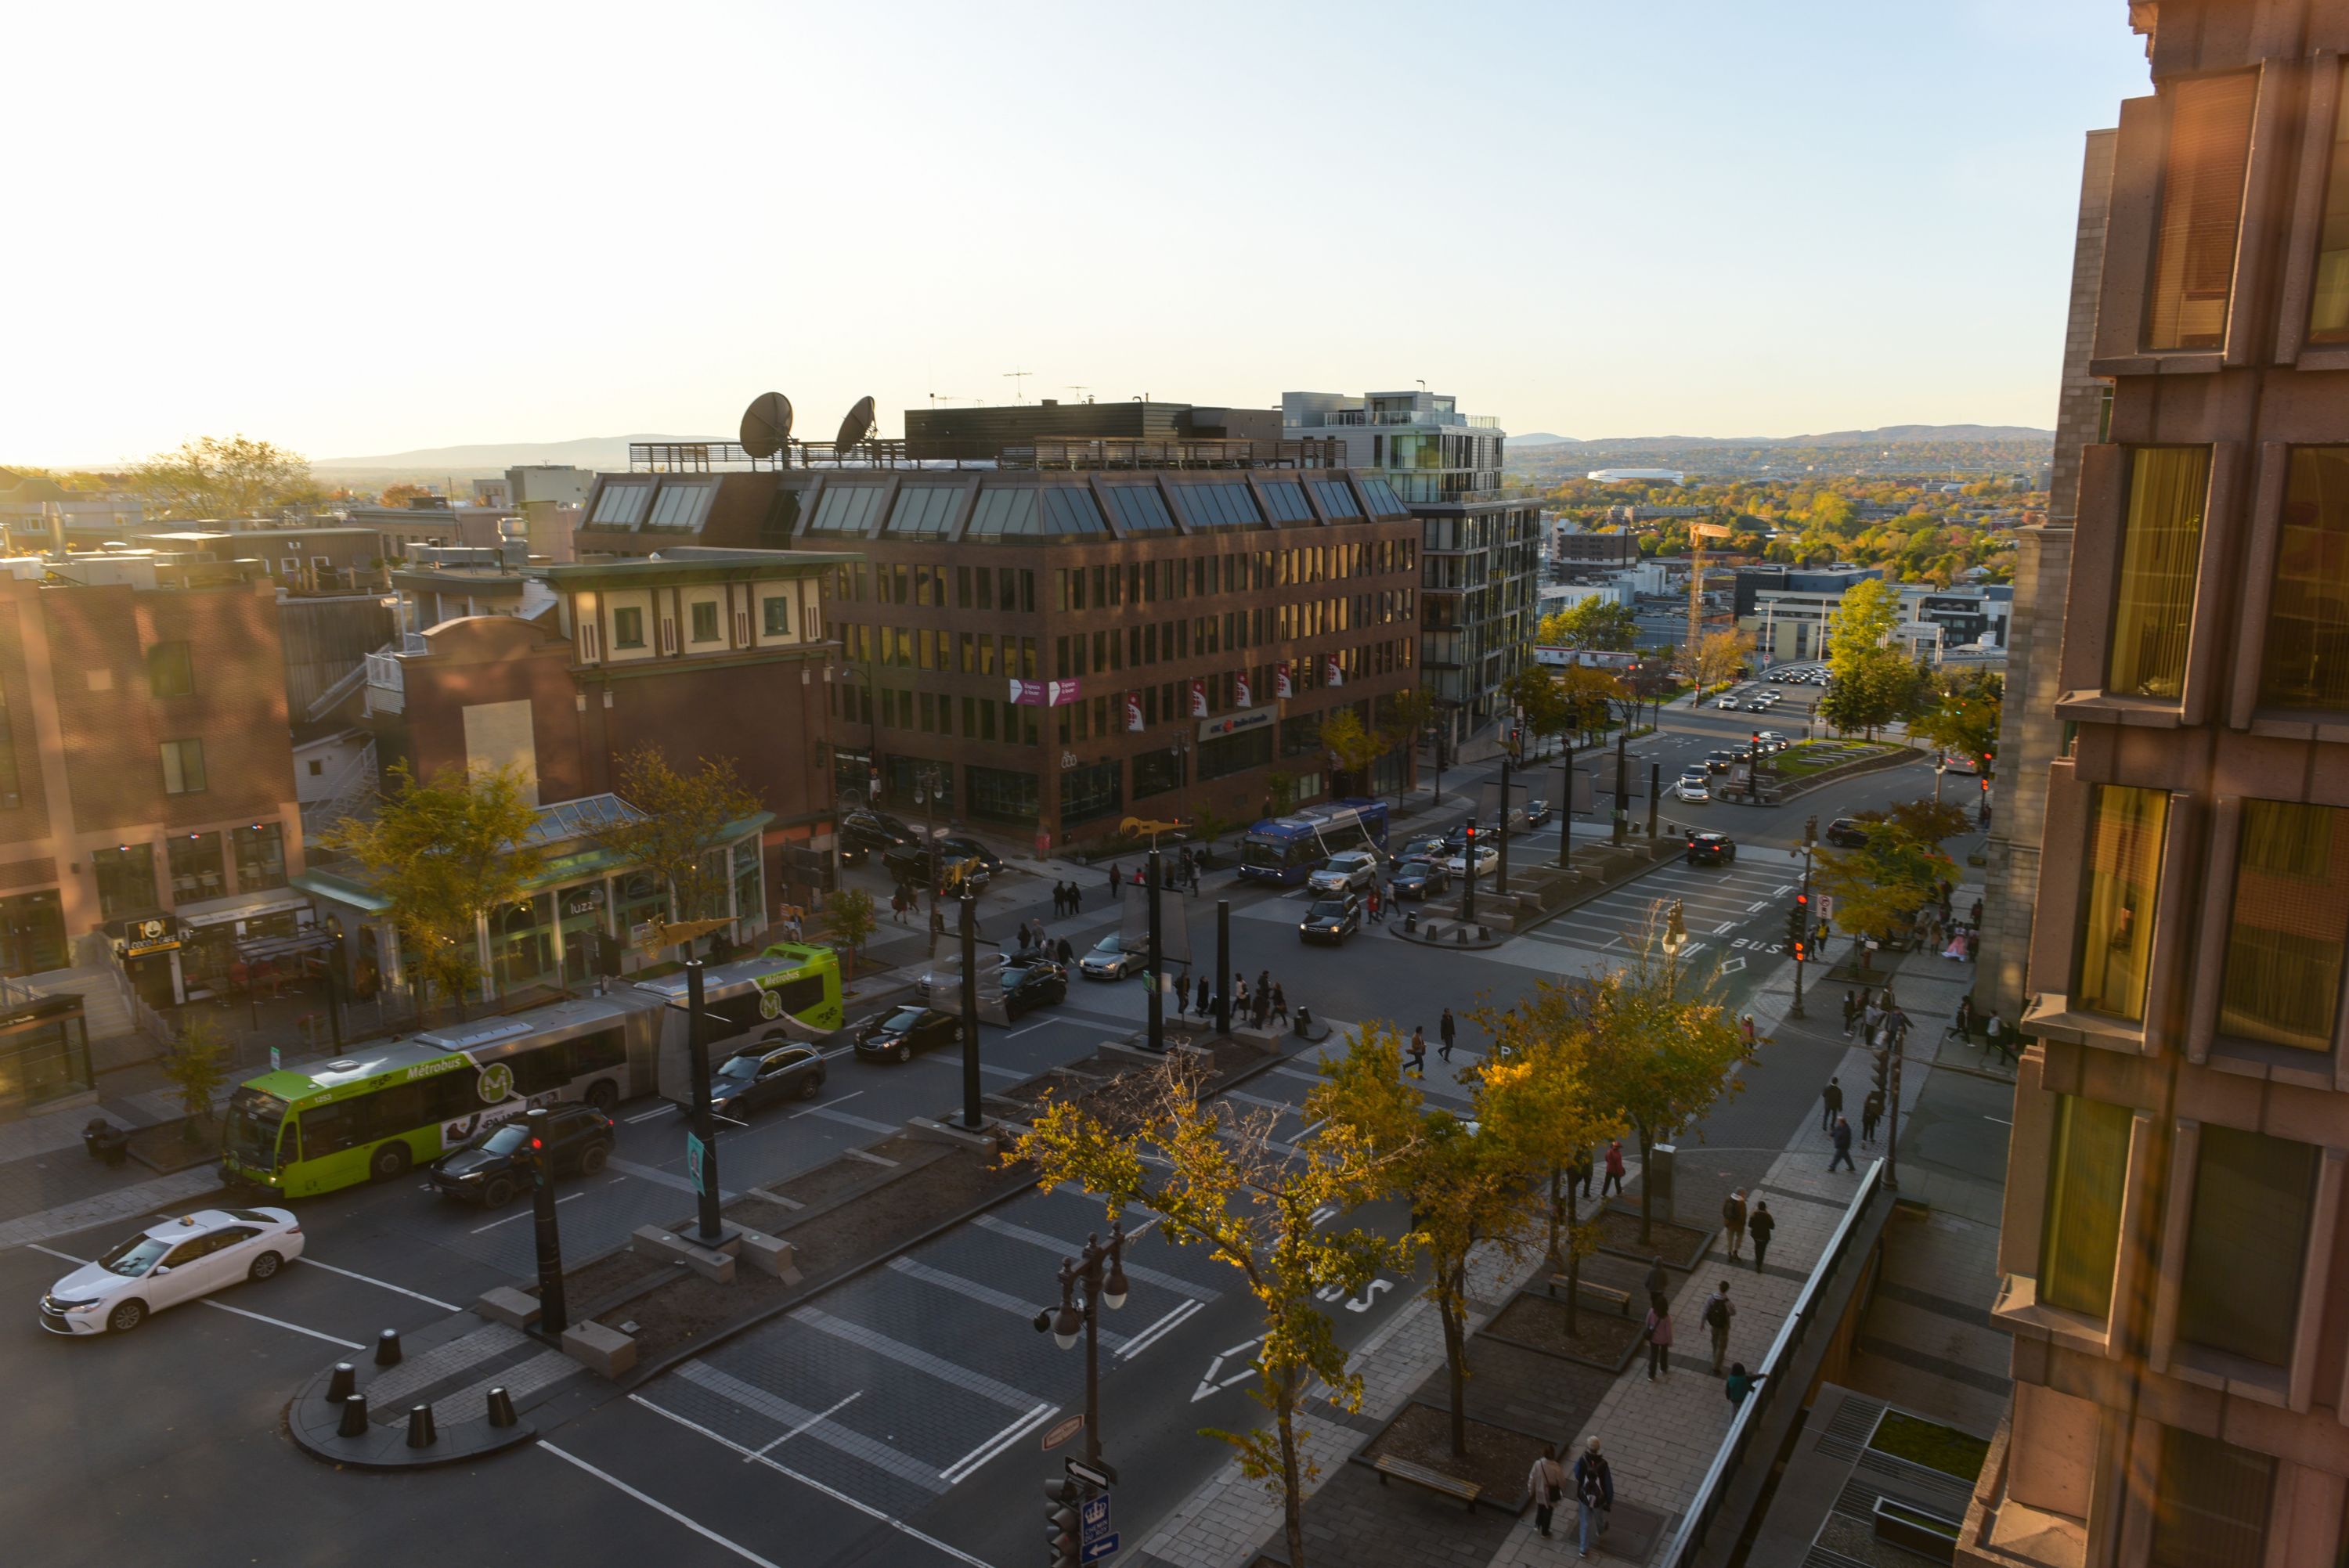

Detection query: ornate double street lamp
xmin=1033 ymin=1222 xmax=1129 ymax=1469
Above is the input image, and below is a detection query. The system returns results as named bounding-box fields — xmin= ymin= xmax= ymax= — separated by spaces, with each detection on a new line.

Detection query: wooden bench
xmin=1373 ymin=1454 xmax=1483 ymax=1509
xmin=1546 ymin=1276 xmax=1633 ymax=1316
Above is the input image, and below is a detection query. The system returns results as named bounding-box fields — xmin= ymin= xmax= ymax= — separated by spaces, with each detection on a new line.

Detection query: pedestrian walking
xmin=1270 ymin=984 xmax=1290 ymax=1026
xmin=1368 ymin=885 xmax=1382 ymax=924
xmin=1820 ymin=1074 xmax=1843 ymax=1133
xmin=1841 ymin=989 xmax=1859 ymax=1038
xmin=1702 ymin=1279 xmax=1737 ymax=1374
xmin=1438 ymin=1007 xmax=1457 ymax=1062
xmin=1984 ymin=1011 xmax=2012 ymax=1066
xmin=1643 ymin=1296 xmax=1674 ymax=1380
xmin=1861 ymin=1087 xmax=1883 ymax=1145
xmin=1643 ymin=1254 xmax=1667 ymax=1305
xmin=1725 ymin=1361 xmax=1767 ymax=1411
xmin=1722 ymin=1188 xmax=1747 ymax=1259
xmin=1253 ymin=988 xmax=1271 ymax=1029
xmin=1602 ymin=1138 xmax=1626 ymax=1197
xmin=1830 ymin=1115 xmax=1856 ymax=1173
xmin=1175 ymin=973 xmax=1192 ymax=1015
xmin=1748 ymin=1201 xmax=1774 ymax=1274
xmin=1406 ymin=1027 xmax=1427 ymax=1077
xmin=1256 ymin=969 xmax=1270 ymax=1001
xmin=1571 ymin=1148 xmax=1594 ymax=1201
xmin=1189 ymin=861 xmax=1202 ymax=896
xmin=1069 ymin=881 xmax=1082 ymax=913
xmin=1970 ymin=896 xmax=1983 ymax=926
xmin=1108 ymin=864 xmax=1120 ymax=896
xmin=1234 ymin=977 xmax=1251 ymax=1018
xmin=1528 ymin=1444 xmax=1567 ymax=1538
xmin=1889 ymin=1006 xmax=1910 ymax=1047
xmin=1573 ymin=1438 xmax=1613 ymax=1558
xmin=1056 ymin=936 xmax=1073 ymax=965
xmin=1948 ymin=993 xmax=1976 ymax=1046
xmin=1740 ymin=1013 xmax=1758 ymax=1048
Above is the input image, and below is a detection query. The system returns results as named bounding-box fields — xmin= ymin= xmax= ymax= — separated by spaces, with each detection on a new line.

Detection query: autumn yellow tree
xmin=1014 ymin=1054 xmax=1414 ymax=1568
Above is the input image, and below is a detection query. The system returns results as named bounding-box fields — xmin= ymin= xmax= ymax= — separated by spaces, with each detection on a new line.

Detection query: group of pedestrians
xmin=1048 ymin=881 xmax=1084 ymax=917
xmin=1173 ymin=969 xmax=1290 ymax=1030
xmin=1401 ymin=1008 xmax=1459 ymax=1076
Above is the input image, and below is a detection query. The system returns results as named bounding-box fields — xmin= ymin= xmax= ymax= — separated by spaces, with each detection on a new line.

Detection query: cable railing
xmin=1656 ymin=1157 xmax=1888 ymax=1567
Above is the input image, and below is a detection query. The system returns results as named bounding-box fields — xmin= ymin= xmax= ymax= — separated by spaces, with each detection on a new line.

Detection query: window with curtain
xmin=2309 ymin=63 xmax=2349 ymax=344
xmin=2107 ymin=447 xmax=2209 ymax=699
xmin=2151 ymin=1425 xmax=2274 ymax=1568
xmin=2257 ymin=447 xmax=2349 ymax=711
xmin=2073 ymin=784 xmax=2169 ymax=1020
xmin=2175 ymin=1125 xmax=2318 ymax=1367
xmin=2038 ymin=1094 xmax=2131 ymax=1318
xmin=2219 ymin=800 xmax=2349 ymax=1051
xmin=2145 ymin=70 xmax=2258 ymax=351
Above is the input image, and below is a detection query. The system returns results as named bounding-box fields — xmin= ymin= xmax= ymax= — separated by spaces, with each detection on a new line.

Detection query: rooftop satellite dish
xmin=835 ymin=396 xmax=876 ymax=450
xmin=739 ymin=391 xmax=793 ymax=460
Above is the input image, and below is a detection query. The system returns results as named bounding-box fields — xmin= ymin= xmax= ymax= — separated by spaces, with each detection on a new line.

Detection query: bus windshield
xmin=225 ymin=1087 xmax=288 ymax=1172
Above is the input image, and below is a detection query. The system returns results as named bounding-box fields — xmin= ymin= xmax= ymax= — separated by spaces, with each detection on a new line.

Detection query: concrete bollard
xmin=406 ymin=1403 xmax=437 ymax=1449
xmin=337 ymin=1393 xmax=369 ymax=1438
xmin=485 ymin=1386 xmax=518 ymax=1429
xmin=327 ymin=1362 xmax=356 ymax=1404
xmin=374 ymin=1328 xmax=402 ymax=1368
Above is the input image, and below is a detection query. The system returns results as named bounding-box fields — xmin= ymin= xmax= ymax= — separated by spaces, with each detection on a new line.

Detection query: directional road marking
xmin=1193 ymin=1336 xmax=1264 ymax=1400
xmin=1718 ymin=957 xmax=1748 ymax=975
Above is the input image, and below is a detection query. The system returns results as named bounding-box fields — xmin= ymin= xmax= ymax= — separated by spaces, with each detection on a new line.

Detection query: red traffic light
xmin=1795 ymin=892 xmax=1808 ymax=906
xmin=1464 ymin=824 xmax=1476 ymax=841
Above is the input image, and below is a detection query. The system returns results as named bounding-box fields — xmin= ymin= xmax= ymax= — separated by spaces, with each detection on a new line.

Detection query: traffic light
xmin=1871 ymin=1047 xmax=1891 ymax=1094
xmin=1785 ymin=894 xmax=1809 ymax=956
xmin=1045 ymin=1477 xmax=1081 ymax=1568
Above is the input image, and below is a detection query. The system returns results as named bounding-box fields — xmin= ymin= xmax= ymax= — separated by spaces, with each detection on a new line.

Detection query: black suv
xmin=841 ymin=809 xmax=917 ymax=855
xmin=427 ymin=1105 xmax=614 ymax=1206
xmin=855 ymin=1005 xmax=962 ymax=1063
xmin=998 ymin=961 xmax=1068 ymax=1019
xmin=1824 ymin=817 xmax=1870 ymax=849
xmin=708 ymin=1042 xmax=825 ymax=1119
xmin=1685 ymin=831 xmax=1737 ymax=866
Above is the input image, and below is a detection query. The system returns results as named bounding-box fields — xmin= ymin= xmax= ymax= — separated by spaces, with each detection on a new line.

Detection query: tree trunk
xmin=1564 ymin=1175 xmax=1583 ymax=1339
xmin=1442 ymin=1275 xmax=1470 ymax=1457
xmin=1636 ymin=1124 xmax=1654 ymax=1245
xmin=1277 ymin=1374 xmax=1308 ymax=1568
xmin=1545 ymin=1165 xmax=1564 ymax=1277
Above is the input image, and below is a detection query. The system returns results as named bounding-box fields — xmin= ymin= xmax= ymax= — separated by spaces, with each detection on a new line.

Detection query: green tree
xmin=821 ymin=886 xmax=878 ymax=961
xmin=132 ymin=434 xmax=319 ymax=520
xmin=1910 ymin=672 xmax=2004 ymax=774
xmin=1813 ymin=799 xmax=1966 ymax=971
xmin=1536 ymin=598 xmax=1638 ymax=651
xmin=324 ymin=762 xmax=542 ymax=1016
xmin=1379 ymin=686 xmax=1438 ymax=782
xmin=1820 ymin=579 xmax=1920 ymax=740
xmin=1500 ymin=665 xmax=1576 ymax=752
xmin=1014 ymin=1054 xmax=1413 ymax=1568
xmin=588 ymin=747 xmax=763 ymax=957
xmin=1580 ymin=909 xmax=1752 ymax=1243
xmin=1554 ymin=663 xmax=1628 ymax=742
xmin=1318 ymin=706 xmax=1387 ymax=795
xmin=161 ymin=1012 xmax=232 ymax=1139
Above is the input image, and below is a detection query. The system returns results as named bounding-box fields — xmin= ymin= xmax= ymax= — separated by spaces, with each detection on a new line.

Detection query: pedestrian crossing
xmin=1497 ymin=852 xmax=1809 ymax=981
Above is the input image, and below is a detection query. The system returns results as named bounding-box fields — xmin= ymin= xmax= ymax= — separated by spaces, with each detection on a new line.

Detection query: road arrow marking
xmin=1194 ymin=1337 xmax=1265 ymax=1401
xmin=1718 ymin=956 xmax=1748 ymax=974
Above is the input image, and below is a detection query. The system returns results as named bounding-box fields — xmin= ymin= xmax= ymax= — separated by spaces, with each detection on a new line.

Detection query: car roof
xmin=1691 ymin=831 xmax=1730 ymax=842
xmin=141 ymin=1209 xmax=245 ymax=1240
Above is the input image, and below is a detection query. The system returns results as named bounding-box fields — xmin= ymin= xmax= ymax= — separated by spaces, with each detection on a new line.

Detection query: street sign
xmin=1066 ymin=1456 xmax=1118 ymax=1488
xmin=1817 ymin=894 xmax=1835 ymax=921
xmin=1083 ymin=1533 xmax=1119 ymax=1563
xmin=268 ymin=1046 xmax=281 ymax=1073
xmin=685 ymin=1132 xmax=709 ymax=1195
xmin=1042 ymin=1413 xmax=1084 ymax=1452
xmin=1081 ymin=1493 xmax=1115 ymax=1562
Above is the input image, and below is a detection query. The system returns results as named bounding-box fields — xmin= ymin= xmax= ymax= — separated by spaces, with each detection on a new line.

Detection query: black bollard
xmin=374 ymin=1328 xmax=402 ymax=1368
xmin=485 ymin=1386 xmax=518 ymax=1429
xmin=337 ymin=1393 xmax=369 ymax=1439
xmin=327 ymin=1362 xmax=356 ymax=1404
xmin=1295 ymin=1006 xmax=1312 ymax=1037
xmin=406 ymin=1403 xmax=437 ymax=1449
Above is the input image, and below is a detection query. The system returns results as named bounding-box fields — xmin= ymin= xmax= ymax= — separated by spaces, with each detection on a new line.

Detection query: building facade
xmin=571 ymin=430 xmax=1422 ymax=846
xmin=1965 ymin=8 xmax=2349 ymax=1566
xmin=1283 ymin=391 xmax=1539 ymax=737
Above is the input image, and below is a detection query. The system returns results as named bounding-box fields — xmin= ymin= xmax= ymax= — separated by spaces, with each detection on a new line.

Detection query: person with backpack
xmin=1527 ymin=1444 xmax=1566 ymax=1538
xmin=1820 ymin=1074 xmax=1843 ymax=1133
xmin=1861 ymin=1087 xmax=1884 ymax=1145
xmin=1702 ymin=1280 xmax=1737 ymax=1374
xmin=1573 ymin=1436 xmax=1613 ymax=1557
xmin=1643 ymin=1294 xmax=1674 ymax=1381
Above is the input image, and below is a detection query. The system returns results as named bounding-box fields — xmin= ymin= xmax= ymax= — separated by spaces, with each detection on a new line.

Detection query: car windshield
xmin=1307 ymin=899 xmax=1348 ymax=920
xmin=716 ymin=1058 xmax=760 ymax=1080
xmin=1000 ymin=968 xmax=1033 ymax=986
xmin=883 ymin=1008 xmax=924 ymax=1031
xmin=1088 ymin=935 xmax=1122 ymax=957
xmin=478 ymin=1124 xmax=529 ymax=1155
xmin=97 ymin=1233 xmax=173 ymax=1277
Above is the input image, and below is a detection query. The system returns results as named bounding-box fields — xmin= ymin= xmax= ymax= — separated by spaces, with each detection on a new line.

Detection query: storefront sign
xmin=178 ymin=895 xmax=312 ymax=931
xmin=121 ymin=917 xmax=180 ymax=957
xmin=562 ymin=885 xmax=606 ymax=918
xmin=1199 ymin=708 xmax=1274 ymax=741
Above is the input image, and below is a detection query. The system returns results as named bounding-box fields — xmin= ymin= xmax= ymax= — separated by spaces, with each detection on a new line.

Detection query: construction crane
xmin=1687 ymin=520 xmax=1733 ymax=658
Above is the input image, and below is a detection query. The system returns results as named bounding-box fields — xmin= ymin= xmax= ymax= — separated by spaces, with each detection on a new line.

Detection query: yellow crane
xmin=1687 ymin=521 xmax=1733 ymax=668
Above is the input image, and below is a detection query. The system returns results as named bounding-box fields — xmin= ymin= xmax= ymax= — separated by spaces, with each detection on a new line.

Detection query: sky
xmin=10 ymin=1 xmax=2154 ymax=467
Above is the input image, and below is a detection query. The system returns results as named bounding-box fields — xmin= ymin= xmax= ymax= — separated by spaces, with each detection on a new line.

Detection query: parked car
xmin=1297 ymin=896 xmax=1362 ymax=944
xmin=1079 ymin=932 xmax=1145 ymax=981
xmin=1391 ymin=858 xmax=1451 ymax=899
xmin=854 ymin=1005 xmax=962 ymax=1063
xmin=1685 ymin=831 xmax=1738 ymax=866
xmin=1444 ymin=842 xmax=1499 ymax=878
xmin=998 ymin=961 xmax=1068 ymax=1018
xmin=39 ymin=1207 xmax=306 ymax=1336
xmin=840 ymin=809 xmax=917 ymax=854
xmin=708 ymin=1042 xmax=826 ymax=1119
xmin=1675 ymin=771 xmax=1711 ymax=802
xmin=882 ymin=841 xmax=995 ymax=892
xmin=1308 ymin=850 xmax=1382 ymax=895
xmin=1824 ymin=816 xmax=1871 ymax=849
xmin=428 ymin=1105 xmax=615 ymax=1206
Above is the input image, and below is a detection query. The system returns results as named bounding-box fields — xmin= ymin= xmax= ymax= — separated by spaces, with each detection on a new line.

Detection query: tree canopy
xmin=1812 ymin=798 xmax=1966 ymax=968
xmin=1536 ymin=597 xmax=1638 ymax=651
xmin=131 ymin=434 xmax=319 ymax=520
xmin=588 ymin=747 xmax=763 ymax=953
xmin=1819 ymin=579 xmax=1925 ymax=738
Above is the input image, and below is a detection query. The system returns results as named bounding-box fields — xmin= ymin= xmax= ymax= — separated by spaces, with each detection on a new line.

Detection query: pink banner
xmin=1189 ymin=678 xmax=1208 ymax=718
xmin=1276 ymin=661 xmax=1294 ymax=699
xmin=1234 ymin=671 xmax=1252 ymax=708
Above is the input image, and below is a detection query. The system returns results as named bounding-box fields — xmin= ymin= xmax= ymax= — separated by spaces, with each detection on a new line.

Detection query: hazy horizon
xmin=10 ymin=1 xmax=2149 ymax=467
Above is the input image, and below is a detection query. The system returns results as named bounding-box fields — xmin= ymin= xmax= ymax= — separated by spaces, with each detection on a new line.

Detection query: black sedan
xmin=854 ymin=1005 xmax=963 ymax=1063
xmin=1686 ymin=831 xmax=1738 ymax=866
xmin=1523 ymin=798 xmax=1553 ymax=827
xmin=842 ymin=809 xmax=917 ymax=854
xmin=708 ymin=1042 xmax=825 ymax=1119
xmin=427 ymin=1105 xmax=614 ymax=1206
xmin=1824 ymin=816 xmax=1870 ymax=849
xmin=999 ymin=961 xmax=1068 ymax=1019
xmin=1391 ymin=858 xmax=1451 ymax=899
xmin=1297 ymin=896 xmax=1362 ymax=944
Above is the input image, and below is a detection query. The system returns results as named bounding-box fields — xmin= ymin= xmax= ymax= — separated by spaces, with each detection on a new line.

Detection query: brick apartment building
xmin=572 ymin=415 xmax=1422 ymax=848
xmin=0 ymin=571 xmax=305 ymax=1019
xmin=1963 ymin=5 xmax=2349 ymax=1566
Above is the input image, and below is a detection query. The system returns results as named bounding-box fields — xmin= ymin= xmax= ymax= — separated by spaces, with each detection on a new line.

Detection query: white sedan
xmin=39 ymin=1206 xmax=303 ymax=1336
xmin=1675 ymin=772 xmax=1711 ymax=802
xmin=1444 ymin=843 xmax=1500 ymax=878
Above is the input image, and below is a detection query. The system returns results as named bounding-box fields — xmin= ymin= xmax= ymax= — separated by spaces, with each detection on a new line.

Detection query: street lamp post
xmin=1034 ymin=1223 xmax=1129 ymax=1469
xmin=1932 ymin=760 xmax=1947 ymax=806
xmin=1171 ymin=737 xmax=1193 ymax=827
xmin=1557 ymin=733 xmax=1575 ymax=870
xmin=915 ymin=762 xmax=945 ymax=957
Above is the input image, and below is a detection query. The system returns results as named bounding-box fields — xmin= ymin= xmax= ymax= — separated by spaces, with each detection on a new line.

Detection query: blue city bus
xmin=1236 ymin=798 xmax=1392 ymax=886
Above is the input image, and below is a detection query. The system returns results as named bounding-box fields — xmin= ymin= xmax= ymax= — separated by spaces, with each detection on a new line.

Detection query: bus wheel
xmin=370 ymin=1143 xmax=410 ymax=1183
xmin=587 ymin=1080 xmax=619 ymax=1115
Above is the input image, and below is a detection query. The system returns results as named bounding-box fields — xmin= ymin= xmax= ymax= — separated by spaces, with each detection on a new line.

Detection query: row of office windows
xmin=835 ymin=562 xmax=1038 ymax=615
xmin=90 ymin=824 xmax=287 ymax=920
xmin=835 ymin=625 xmax=1041 ymax=681
xmin=1048 ymin=595 xmax=1414 ymax=679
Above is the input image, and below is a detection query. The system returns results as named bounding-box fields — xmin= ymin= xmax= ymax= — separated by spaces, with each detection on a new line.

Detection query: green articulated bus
xmin=222 ymin=943 xmax=845 ymax=1198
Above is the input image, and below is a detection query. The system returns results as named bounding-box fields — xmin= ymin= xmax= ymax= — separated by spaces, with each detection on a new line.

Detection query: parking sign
xmin=1081 ymin=1492 xmax=1117 ymax=1562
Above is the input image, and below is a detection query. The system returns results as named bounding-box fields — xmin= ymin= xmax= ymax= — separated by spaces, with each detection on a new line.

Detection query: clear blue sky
xmin=12 ymin=1 xmax=2152 ymax=464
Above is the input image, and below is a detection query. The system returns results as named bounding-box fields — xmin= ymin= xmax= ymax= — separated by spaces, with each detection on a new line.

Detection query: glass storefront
xmin=0 ymin=994 xmax=92 ymax=1112
xmin=558 ymin=881 xmax=610 ymax=986
xmin=234 ymin=824 xmax=288 ymax=892
xmin=167 ymin=831 xmax=228 ymax=905
xmin=0 ymin=889 xmax=66 ymax=977
xmin=493 ymin=892 xmax=557 ymax=993
xmin=732 ymin=842 xmax=763 ymax=934
xmin=92 ymin=845 xmax=157 ymax=921
xmin=615 ymin=871 xmax=669 ymax=943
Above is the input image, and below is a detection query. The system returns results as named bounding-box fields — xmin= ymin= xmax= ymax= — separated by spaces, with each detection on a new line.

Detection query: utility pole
xmin=1146 ymin=849 xmax=1165 ymax=1052
xmin=1557 ymin=734 xmax=1575 ymax=869
xmin=958 ymin=888 xmax=981 ymax=1130
xmin=684 ymin=961 xmax=723 ymax=1244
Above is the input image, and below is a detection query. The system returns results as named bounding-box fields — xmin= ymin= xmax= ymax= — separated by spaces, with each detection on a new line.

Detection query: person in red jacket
xmin=1601 ymin=1139 xmax=1626 ymax=1197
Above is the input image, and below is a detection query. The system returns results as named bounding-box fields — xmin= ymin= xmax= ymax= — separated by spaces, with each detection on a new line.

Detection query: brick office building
xmin=1963 ymin=6 xmax=2349 ymax=1566
xmin=572 ymin=423 xmax=1422 ymax=848
xmin=0 ymin=571 xmax=305 ymax=1013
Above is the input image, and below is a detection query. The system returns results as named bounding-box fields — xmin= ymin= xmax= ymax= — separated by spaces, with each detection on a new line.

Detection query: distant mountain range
xmin=312 ymin=434 xmax=698 ymax=475
xmin=1510 ymin=424 xmax=2048 ymax=449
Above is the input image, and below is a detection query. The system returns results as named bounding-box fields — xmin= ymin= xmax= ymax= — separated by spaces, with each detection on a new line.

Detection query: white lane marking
xmin=298 ymin=1257 xmax=460 ymax=1311
xmin=1005 ymin=1021 xmax=1061 ymax=1038
xmin=28 ymin=1243 xmax=87 ymax=1265
xmin=626 ymin=1397 xmax=1000 ymax=1568
xmin=971 ymin=1214 xmax=1214 ymax=1299
xmin=1747 ymin=899 xmax=1771 ymax=912
xmin=791 ymin=1089 xmax=864 ymax=1119
xmin=539 ymin=1440 xmax=786 ymax=1568
xmin=29 ymin=1243 xmax=364 ymax=1348
xmin=789 ymin=1305 xmax=1044 ymax=1410
xmin=471 ymin=1191 xmax=581 ymax=1234
xmin=752 ymin=1390 xmax=861 ymax=1460
xmin=1117 ymin=1296 xmax=1203 ymax=1361
xmin=937 ymin=1400 xmax=1059 ymax=1484
xmin=1984 ymin=1116 xmax=2013 ymax=1126
xmin=1773 ymin=885 xmax=1795 ymax=896
xmin=749 ymin=1186 xmax=805 ymax=1209
xmin=626 ymin=1104 xmax=677 ymax=1124
xmin=1712 ymin=921 xmax=1736 ymax=935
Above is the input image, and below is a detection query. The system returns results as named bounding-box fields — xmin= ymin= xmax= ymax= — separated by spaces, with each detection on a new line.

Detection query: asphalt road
xmin=0 ymin=713 xmax=1965 ymax=1568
